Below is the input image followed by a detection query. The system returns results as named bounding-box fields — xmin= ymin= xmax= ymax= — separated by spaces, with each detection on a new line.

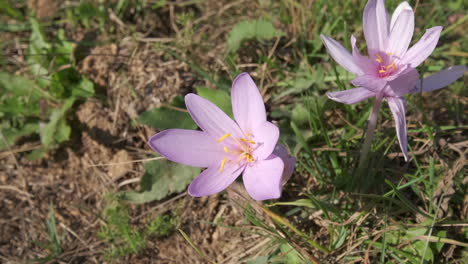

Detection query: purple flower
xmin=321 ymin=0 xmax=466 ymax=161
xmin=149 ymin=73 xmax=296 ymax=201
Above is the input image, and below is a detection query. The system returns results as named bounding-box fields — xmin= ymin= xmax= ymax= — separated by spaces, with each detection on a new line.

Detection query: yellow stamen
xmin=375 ymin=54 xmax=383 ymax=63
xmin=219 ymin=158 xmax=227 ymax=173
xmin=223 ymin=146 xmax=229 ymax=153
xmin=385 ymin=62 xmax=396 ymax=71
xmin=216 ymin=133 xmax=231 ymax=142
xmin=379 ymin=69 xmax=386 ymax=73
xmin=240 ymin=138 xmax=256 ymax=144
xmin=386 ymin=52 xmax=393 ymax=55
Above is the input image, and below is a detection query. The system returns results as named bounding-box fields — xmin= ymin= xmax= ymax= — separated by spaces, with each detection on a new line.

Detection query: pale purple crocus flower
xmin=320 ymin=0 xmax=466 ymax=162
xmin=149 ymin=73 xmax=296 ymax=201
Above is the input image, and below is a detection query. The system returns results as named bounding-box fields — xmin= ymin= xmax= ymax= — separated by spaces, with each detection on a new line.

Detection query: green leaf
xmin=246 ymin=256 xmax=269 ymax=264
xmin=28 ymin=17 xmax=51 ymax=65
xmin=54 ymin=118 xmax=71 ymax=143
xmin=138 ymin=96 xmax=196 ymax=130
xmin=0 ymin=72 xmax=46 ymax=99
xmin=227 ymin=19 xmax=284 ymax=53
xmin=291 ymin=103 xmax=309 ymax=127
xmin=435 ymin=230 xmax=447 ymax=252
xmin=39 ymin=98 xmax=74 ymax=148
xmin=120 ymin=159 xmax=200 ymax=203
xmin=412 ymin=241 xmax=434 ymax=262
xmin=280 ymin=243 xmax=304 ymax=264
xmin=28 ymin=18 xmax=51 ymax=88
xmin=0 ymin=123 xmax=39 ymax=150
xmin=71 ymin=77 xmax=95 ymax=98
xmin=196 ymin=86 xmax=232 ymax=117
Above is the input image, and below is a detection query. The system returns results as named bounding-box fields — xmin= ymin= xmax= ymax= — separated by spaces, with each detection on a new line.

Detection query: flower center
xmin=216 ymin=132 xmax=258 ymax=172
xmin=375 ymin=53 xmax=397 ymax=78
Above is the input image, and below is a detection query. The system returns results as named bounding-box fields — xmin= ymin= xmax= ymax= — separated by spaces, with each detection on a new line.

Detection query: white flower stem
xmin=357 ymin=94 xmax=383 ymax=175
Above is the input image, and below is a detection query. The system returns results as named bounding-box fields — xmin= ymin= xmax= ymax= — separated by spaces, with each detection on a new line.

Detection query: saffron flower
xmin=321 ymin=0 xmax=466 ymax=161
xmin=149 ymin=73 xmax=295 ymax=201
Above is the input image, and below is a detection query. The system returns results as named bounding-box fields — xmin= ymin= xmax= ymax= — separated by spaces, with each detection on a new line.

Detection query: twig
xmin=85 ymin=156 xmax=165 ymax=168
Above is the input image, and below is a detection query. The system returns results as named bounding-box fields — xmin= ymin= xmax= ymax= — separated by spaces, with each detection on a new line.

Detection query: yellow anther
xmin=375 ymin=54 xmax=383 ymax=63
xmin=386 ymin=52 xmax=393 ymax=55
xmin=240 ymin=138 xmax=256 ymax=144
xmin=246 ymin=133 xmax=251 ymax=136
xmin=216 ymin=133 xmax=231 ymax=142
xmin=379 ymin=69 xmax=387 ymax=73
xmin=223 ymin=146 xmax=229 ymax=153
xmin=219 ymin=158 xmax=227 ymax=173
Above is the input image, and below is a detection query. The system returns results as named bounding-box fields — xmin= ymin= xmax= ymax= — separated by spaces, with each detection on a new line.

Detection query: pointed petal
xmin=272 ymin=144 xmax=296 ymax=185
xmin=401 ymin=26 xmax=442 ymax=67
xmin=149 ymin=129 xmax=222 ymax=167
xmin=252 ymin=121 xmax=279 ymax=160
xmin=351 ymin=74 xmax=387 ymax=92
xmin=385 ymin=67 xmax=419 ymax=97
xmin=327 ymin=87 xmax=376 ymax=104
xmin=387 ymin=97 xmax=409 ymax=161
xmin=411 ymin=66 xmax=467 ymax=93
xmin=351 ymin=35 xmax=375 ymax=73
xmin=320 ymin=34 xmax=364 ymax=75
xmin=185 ymin=93 xmax=243 ymax=139
xmin=387 ymin=9 xmax=414 ymax=56
xmin=390 ymin=1 xmax=412 ymax=29
xmin=243 ymin=155 xmax=284 ymax=200
xmin=231 ymin=73 xmax=266 ymax=133
xmin=363 ymin=0 xmax=390 ymax=54
xmin=188 ymin=162 xmax=245 ymax=197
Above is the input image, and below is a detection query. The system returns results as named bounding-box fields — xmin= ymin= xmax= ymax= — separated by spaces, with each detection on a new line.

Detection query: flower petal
xmin=185 ymin=93 xmax=243 ymax=139
xmin=231 ymin=73 xmax=266 ymax=133
xmin=243 ymin=154 xmax=284 ymax=201
xmin=387 ymin=97 xmax=408 ymax=161
xmin=320 ymin=34 xmax=364 ymax=75
xmin=188 ymin=162 xmax=245 ymax=197
xmin=149 ymin=129 xmax=223 ymax=167
xmin=252 ymin=121 xmax=279 ymax=160
xmin=351 ymin=74 xmax=387 ymax=92
xmin=351 ymin=35 xmax=375 ymax=73
xmin=387 ymin=9 xmax=414 ymax=57
xmin=363 ymin=0 xmax=390 ymax=54
xmin=384 ymin=67 xmax=419 ymax=97
xmin=390 ymin=1 xmax=412 ymax=29
xmin=410 ymin=65 xmax=467 ymax=93
xmin=401 ymin=26 xmax=442 ymax=68
xmin=327 ymin=87 xmax=376 ymax=104
xmin=272 ymin=144 xmax=296 ymax=185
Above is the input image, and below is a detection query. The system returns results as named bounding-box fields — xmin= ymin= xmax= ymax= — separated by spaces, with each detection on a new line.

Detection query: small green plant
xmin=32 ymin=204 xmax=63 ymax=263
xmin=0 ymin=18 xmax=94 ymax=158
xmin=97 ymin=200 xmax=146 ymax=259
xmin=98 ymin=197 xmax=180 ymax=260
xmin=146 ymin=214 xmax=178 ymax=238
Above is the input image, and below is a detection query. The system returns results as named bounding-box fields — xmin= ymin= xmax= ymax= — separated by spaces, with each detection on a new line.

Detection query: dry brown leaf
xmin=108 ymin=150 xmax=132 ymax=179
